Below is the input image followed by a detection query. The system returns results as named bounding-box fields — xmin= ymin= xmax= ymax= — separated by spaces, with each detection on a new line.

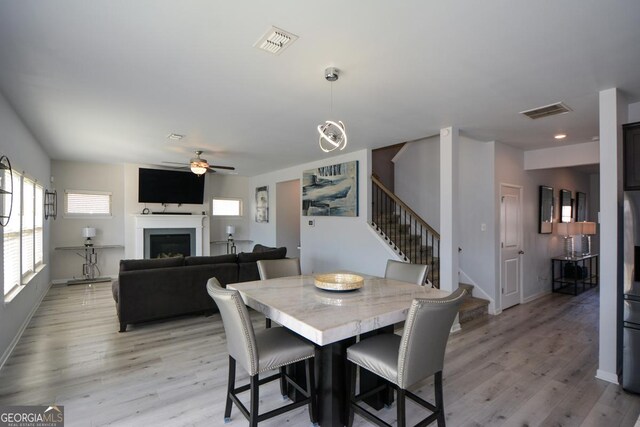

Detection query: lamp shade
xmin=581 ymin=222 xmax=597 ymax=235
xmin=226 ymin=225 xmax=236 ymax=235
xmin=567 ymin=222 xmax=582 ymax=236
xmin=554 ymin=222 xmax=570 ymax=236
xmin=81 ymin=227 xmax=96 ymax=238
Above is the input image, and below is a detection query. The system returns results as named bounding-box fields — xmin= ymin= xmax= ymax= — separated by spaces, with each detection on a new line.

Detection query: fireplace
xmin=134 ymin=214 xmax=209 ymax=259
xmin=143 ymin=228 xmax=196 ymax=259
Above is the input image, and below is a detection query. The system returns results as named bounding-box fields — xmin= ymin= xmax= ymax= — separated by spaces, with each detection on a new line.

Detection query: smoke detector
xmin=254 ymin=26 xmax=298 ymax=55
xmin=520 ymin=102 xmax=572 ymax=120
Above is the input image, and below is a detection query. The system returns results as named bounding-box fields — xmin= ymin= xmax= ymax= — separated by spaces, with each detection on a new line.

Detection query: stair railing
xmin=371 ymin=175 xmax=440 ymax=288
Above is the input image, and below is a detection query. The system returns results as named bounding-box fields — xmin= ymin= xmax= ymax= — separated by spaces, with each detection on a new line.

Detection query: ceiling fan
xmin=162 ymin=151 xmax=236 ymax=176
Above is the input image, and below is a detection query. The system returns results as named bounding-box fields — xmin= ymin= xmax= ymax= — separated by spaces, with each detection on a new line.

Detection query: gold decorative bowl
xmin=314 ymin=273 xmax=364 ymax=292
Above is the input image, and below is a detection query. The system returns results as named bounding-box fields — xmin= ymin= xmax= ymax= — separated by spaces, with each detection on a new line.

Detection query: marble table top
xmin=228 ymin=274 xmax=449 ymax=346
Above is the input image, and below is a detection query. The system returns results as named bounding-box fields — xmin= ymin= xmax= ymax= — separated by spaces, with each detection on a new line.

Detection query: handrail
xmin=371 ymin=175 xmax=440 ymax=238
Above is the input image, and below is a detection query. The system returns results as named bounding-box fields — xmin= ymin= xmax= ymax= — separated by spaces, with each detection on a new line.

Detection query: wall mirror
xmin=539 ymin=185 xmax=554 ymax=234
xmin=560 ymin=189 xmax=572 ymax=223
xmin=575 ymin=191 xmax=586 ymax=222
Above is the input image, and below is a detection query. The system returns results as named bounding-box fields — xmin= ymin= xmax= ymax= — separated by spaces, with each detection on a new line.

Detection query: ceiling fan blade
xmin=162 ymin=161 xmax=190 ymax=166
xmin=208 ymin=165 xmax=236 ymax=171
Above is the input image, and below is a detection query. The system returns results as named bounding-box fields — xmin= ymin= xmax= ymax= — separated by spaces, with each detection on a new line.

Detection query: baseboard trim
xmin=595 ymin=369 xmax=619 ymax=384
xmin=0 ymin=281 xmax=53 ymax=372
xmin=523 ymin=290 xmax=551 ymax=304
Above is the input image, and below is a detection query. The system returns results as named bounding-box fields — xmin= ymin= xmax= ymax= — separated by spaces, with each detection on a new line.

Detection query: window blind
xmin=22 ymin=178 xmax=34 ymax=276
xmin=4 ymin=171 xmax=21 ymax=295
xmin=35 ymin=184 xmax=43 ymax=265
xmin=65 ymin=191 xmax=111 ymax=215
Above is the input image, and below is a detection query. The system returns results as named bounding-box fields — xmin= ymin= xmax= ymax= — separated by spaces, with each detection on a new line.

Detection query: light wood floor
xmin=0 ymin=283 xmax=639 ymax=427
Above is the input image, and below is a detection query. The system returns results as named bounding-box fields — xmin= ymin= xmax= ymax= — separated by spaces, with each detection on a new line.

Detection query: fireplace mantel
xmin=134 ymin=214 xmax=210 ymax=259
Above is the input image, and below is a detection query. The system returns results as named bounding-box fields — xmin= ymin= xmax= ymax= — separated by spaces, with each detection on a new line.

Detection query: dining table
xmin=228 ymin=273 xmax=449 ymax=427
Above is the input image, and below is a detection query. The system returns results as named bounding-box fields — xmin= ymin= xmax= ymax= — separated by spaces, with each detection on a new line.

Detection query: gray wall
xmin=0 ymin=93 xmax=51 ymax=365
xmin=50 ymin=161 xmax=125 ymax=280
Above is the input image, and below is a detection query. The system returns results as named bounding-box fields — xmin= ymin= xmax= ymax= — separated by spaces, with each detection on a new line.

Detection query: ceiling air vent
xmin=254 ymin=26 xmax=298 ymax=55
xmin=520 ymin=102 xmax=572 ymax=120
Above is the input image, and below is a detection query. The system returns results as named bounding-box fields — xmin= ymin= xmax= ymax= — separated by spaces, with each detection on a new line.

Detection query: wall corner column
xmin=597 ymin=87 xmax=626 ymax=384
xmin=439 ymin=126 xmax=459 ymax=292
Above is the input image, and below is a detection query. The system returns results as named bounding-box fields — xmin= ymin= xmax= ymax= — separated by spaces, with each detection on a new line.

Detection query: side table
xmin=55 ymin=245 xmax=124 ymax=285
xmin=551 ymin=253 xmax=599 ymax=295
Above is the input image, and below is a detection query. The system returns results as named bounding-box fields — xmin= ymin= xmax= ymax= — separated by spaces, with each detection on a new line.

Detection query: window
xmin=65 ymin=190 xmax=111 ymax=216
xmin=4 ymin=171 xmax=21 ymax=296
xmin=212 ymin=198 xmax=242 ymax=216
xmin=3 ymin=172 xmax=45 ymax=298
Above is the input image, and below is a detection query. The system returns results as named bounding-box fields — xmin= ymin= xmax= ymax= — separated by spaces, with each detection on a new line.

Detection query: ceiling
xmin=0 ymin=1 xmax=639 ymax=176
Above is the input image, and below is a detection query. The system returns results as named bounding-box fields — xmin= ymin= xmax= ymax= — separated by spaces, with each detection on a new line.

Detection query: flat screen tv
xmin=138 ymin=168 xmax=205 ymax=205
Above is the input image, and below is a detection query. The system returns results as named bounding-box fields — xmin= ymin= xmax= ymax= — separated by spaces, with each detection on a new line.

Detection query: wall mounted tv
xmin=138 ymin=168 xmax=205 ymax=205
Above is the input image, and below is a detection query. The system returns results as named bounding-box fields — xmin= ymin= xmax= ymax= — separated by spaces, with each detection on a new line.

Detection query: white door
xmin=500 ymin=184 xmax=523 ymax=310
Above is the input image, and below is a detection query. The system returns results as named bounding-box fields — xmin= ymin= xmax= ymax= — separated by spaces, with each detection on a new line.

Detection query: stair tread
xmin=460 ymin=296 xmax=489 ymax=311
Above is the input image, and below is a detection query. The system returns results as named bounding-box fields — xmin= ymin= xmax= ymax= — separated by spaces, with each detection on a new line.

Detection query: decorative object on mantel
xmin=0 ymin=155 xmax=14 ymax=227
xmin=314 ymin=273 xmax=364 ymax=292
xmin=302 ymin=160 xmax=359 ymax=216
xmin=255 ymin=186 xmax=269 ymax=223
xmin=226 ymin=225 xmax=236 ymax=254
xmin=539 ymin=185 xmax=553 ymax=234
xmin=82 ymin=227 xmax=97 ymax=247
xmin=44 ymin=189 xmax=57 ymax=220
xmin=554 ymin=222 xmax=581 ymax=257
xmin=579 ymin=221 xmax=597 ymax=255
xmin=317 ymin=67 xmax=348 ymax=153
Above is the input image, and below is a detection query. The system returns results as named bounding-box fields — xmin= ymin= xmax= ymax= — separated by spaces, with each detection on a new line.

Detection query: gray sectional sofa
xmin=112 ymin=245 xmax=286 ymax=332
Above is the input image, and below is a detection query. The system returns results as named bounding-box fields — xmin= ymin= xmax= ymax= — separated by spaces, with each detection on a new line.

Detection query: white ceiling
xmin=0 ymin=1 xmax=639 ymax=175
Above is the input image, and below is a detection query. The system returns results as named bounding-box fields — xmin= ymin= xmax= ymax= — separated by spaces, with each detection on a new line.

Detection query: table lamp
xmin=580 ymin=222 xmax=597 ymax=255
xmin=226 ymin=225 xmax=236 ymax=254
xmin=82 ymin=227 xmax=96 ymax=247
xmin=554 ymin=222 xmax=581 ymax=257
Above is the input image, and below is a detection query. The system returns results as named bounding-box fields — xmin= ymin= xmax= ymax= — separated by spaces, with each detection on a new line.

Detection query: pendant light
xmin=317 ymin=67 xmax=347 ymax=153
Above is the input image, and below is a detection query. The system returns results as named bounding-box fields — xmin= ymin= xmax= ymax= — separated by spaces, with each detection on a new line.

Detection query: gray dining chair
xmin=384 ymin=259 xmax=430 ymax=286
xmin=257 ymin=258 xmax=301 ymax=328
xmin=346 ymin=287 xmax=466 ymax=427
xmin=206 ymin=278 xmax=317 ymax=427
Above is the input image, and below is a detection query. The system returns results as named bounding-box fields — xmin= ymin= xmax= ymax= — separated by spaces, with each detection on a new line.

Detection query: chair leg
xmin=249 ymin=374 xmax=259 ymax=427
xmin=265 ymin=318 xmax=272 ymax=329
xmin=347 ymin=361 xmax=356 ymax=427
xmin=397 ymin=388 xmax=406 ymax=427
xmin=306 ymin=358 xmax=318 ymax=425
xmin=434 ymin=371 xmax=445 ymax=426
xmin=279 ymin=366 xmax=288 ymax=399
xmin=224 ymin=356 xmax=235 ymax=422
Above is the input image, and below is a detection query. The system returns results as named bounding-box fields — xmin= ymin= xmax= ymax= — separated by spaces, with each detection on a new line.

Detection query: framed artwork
xmin=539 ymin=185 xmax=553 ymax=234
xmin=255 ymin=186 xmax=268 ymax=223
xmin=302 ymin=160 xmax=359 ymax=217
xmin=575 ymin=192 xmax=587 ymax=222
xmin=560 ymin=189 xmax=572 ymax=223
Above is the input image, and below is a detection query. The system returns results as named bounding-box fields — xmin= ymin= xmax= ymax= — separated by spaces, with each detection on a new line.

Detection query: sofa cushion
xmin=252 ymin=244 xmax=276 ymax=253
xmin=185 ymin=254 xmax=238 ymax=266
xmin=119 ymin=256 xmax=185 ymax=272
xmin=237 ymin=247 xmax=287 ymax=263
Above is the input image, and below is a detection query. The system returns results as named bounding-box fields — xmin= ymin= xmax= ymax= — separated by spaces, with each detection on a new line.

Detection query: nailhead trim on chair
xmin=258 ymin=354 xmax=314 ymax=375
xmin=230 ymin=291 xmax=259 ymax=376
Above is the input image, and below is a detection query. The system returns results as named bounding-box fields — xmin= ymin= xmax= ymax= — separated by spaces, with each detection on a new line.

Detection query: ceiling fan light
xmin=190 ymin=160 xmax=208 ymax=175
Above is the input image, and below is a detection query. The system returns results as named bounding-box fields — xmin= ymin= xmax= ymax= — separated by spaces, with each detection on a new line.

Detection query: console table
xmin=55 ymin=245 xmax=124 ymax=285
xmin=551 ymin=253 xmax=599 ymax=295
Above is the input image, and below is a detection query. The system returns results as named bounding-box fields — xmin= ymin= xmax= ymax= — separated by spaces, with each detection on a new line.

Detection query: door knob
xmin=518 ymin=250 xmax=525 ymax=254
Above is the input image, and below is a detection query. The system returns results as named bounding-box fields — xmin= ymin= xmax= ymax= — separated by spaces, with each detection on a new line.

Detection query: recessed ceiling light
xmin=166 ymin=133 xmax=184 ymax=141
xmin=554 ymin=134 xmax=567 ymax=140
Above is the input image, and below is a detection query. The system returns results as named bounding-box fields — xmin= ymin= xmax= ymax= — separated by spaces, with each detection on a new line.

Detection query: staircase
xmin=371 ymin=175 xmax=490 ymax=322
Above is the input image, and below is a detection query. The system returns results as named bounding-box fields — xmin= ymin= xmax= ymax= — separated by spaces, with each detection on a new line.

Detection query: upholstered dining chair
xmin=206 ymin=278 xmax=318 ymax=427
xmin=384 ymin=259 xmax=430 ymax=286
xmin=257 ymin=258 xmax=301 ymax=328
xmin=346 ymin=287 xmax=466 ymax=427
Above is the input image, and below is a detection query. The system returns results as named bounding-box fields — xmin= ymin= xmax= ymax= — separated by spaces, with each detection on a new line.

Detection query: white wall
xmin=394 ymin=136 xmax=440 ymax=230
xmin=276 ymin=179 xmax=301 ymax=258
xmin=249 ymin=149 xmax=397 ymax=277
xmin=0 ymin=93 xmax=51 ymax=366
xmin=629 ymin=101 xmax=640 ymax=122
xmin=50 ymin=161 xmax=125 ymax=280
xmin=208 ymin=174 xmax=251 ymax=256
